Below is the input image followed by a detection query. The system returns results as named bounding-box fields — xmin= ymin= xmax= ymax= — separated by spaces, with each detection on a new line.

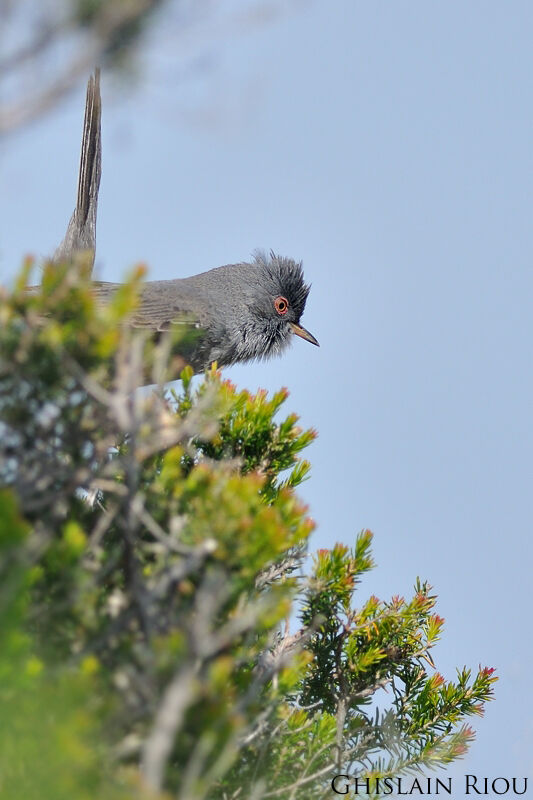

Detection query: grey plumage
xmin=49 ymin=71 xmax=318 ymax=376
xmin=94 ymin=251 xmax=318 ymax=372
xmin=53 ymin=68 xmax=101 ymax=267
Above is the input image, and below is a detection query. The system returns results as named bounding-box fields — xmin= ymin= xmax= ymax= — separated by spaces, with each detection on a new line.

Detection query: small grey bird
xmin=51 ymin=71 xmax=318 ymax=374
xmin=93 ymin=251 xmax=318 ymax=372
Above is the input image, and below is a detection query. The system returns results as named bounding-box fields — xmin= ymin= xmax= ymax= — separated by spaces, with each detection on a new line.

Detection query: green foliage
xmin=0 ymin=262 xmax=496 ymax=799
xmin=0 ymin=497 xmax=133 ymax=800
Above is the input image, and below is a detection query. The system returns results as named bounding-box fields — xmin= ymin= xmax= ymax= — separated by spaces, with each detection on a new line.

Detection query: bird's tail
xmin=53 ymin=68 xmax=102 ymax=271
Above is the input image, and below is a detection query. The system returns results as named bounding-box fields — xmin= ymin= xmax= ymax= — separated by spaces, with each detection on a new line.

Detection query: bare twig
xmin=141 ymin=663 xmax=200 ymax=791
xmin=0 ymin=0 xmax=160 ymax=133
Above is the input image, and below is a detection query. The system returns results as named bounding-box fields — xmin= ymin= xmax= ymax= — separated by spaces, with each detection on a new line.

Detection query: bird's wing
xmin=54 ymin=69 xmax=102 ymax=270
xmin=92 ymin=281 xmax=202 ymax=333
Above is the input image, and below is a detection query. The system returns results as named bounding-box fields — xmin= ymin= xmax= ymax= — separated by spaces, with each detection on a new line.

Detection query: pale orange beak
xmin=290 ymin=322 xmax=319 ymax=347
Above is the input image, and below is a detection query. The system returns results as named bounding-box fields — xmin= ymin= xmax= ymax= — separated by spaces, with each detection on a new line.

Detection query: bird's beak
xmin=290 ymin=322 xmax=320 ymax=347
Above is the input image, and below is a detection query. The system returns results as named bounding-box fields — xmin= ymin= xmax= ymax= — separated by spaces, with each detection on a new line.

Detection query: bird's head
xmin=221 ymin=251 xmax=319 ymax=364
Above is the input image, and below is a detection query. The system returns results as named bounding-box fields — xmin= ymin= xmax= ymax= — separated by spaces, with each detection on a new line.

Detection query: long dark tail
xmin=54 ymin=69 xmax=102 ymax=270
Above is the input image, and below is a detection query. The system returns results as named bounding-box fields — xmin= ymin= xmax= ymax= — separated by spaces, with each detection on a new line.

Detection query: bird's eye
xmin=274 ymin=295 xmax=289 ymax=315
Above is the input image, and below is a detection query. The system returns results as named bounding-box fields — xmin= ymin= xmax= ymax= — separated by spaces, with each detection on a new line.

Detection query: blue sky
xmin=2 ymin=0 xmax=532 ymax=783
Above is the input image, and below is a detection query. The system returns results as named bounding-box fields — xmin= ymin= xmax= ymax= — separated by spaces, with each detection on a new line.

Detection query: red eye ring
xmin=274 ymin=295 xmax=289 ymax=315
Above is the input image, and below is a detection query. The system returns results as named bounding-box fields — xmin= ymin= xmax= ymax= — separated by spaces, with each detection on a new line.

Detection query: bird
xmin=93 ymin=251 xmax=318 ymax=372
xmin=48 ymin=70 xmax=319 ymax=374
